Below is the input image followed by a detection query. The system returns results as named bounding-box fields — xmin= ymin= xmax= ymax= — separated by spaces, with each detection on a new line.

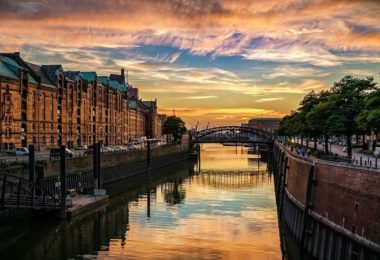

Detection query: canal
xmin=0 ymin=144 xmax=284 ymax=259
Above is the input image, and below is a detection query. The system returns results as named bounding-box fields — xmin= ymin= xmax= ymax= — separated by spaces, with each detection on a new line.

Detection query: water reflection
xmin=0 ymin=144 xmax=282 ymax=260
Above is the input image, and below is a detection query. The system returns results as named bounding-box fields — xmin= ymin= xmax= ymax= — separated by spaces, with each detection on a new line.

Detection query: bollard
xmin=376 ymin=158 xmax=378 ymax=168
xmin=28 ymin=146 xmax=35 ymax=179
xmin=28 ymin=144 xmax=35 ymax=206
xmin=93 ymin=143 xmax=101 ymax=192
xmin=370 ymin=160 xmax=372 ymax=167
xmin=146 ymin=140 xmax=151 ymax=178
xmin=97 ymin=144 xmax=101 ymax=189
xmin=360 ymin=157 xmax=362 ymax=166
xmin=60 ymin=145 xmax=67 ymax=218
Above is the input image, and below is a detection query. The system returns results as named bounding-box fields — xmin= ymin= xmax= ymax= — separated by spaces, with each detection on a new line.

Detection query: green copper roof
xmin=109 ymin=79 xmax=128 ymax=92
xmin=128 ymin=100 xmax=137 ymax=109
xmin=0 ymin=55 xmax=21 ymax=79
xmin=80 ymin=72 xmax=97 ymax=83
xmin=97 ymin=76 xmax=109 ymax=86
xmin=0 ymin=55 xmax=38 ymax=84
xmin=27 ymin=72 xmax=38 ymax=84
xmin=0 ymin=60 xmax=19 ymax=79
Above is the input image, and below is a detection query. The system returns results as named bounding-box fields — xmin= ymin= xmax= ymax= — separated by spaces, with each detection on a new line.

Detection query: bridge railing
xmin=190 ymin=126 xmax=275 ymax=144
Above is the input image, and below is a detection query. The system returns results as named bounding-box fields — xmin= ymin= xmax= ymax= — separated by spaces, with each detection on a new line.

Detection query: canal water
xmin=0 ymin=144 xmax=283 ymax=259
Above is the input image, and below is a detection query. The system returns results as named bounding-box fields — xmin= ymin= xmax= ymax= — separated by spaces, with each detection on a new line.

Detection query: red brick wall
xmin=286 ymin=156 xmax=311 ymax=205
xmin=285 ymin=151 xmax=380 ymax=244
xmin=312 ymin=163 xmax=380 ymax=244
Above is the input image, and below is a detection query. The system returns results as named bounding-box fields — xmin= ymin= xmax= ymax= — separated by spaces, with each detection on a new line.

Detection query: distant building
xmin=0 ymin=52 xmax=166 ymax=150
xmin=242 ymin=118 xmax=281 ymax=133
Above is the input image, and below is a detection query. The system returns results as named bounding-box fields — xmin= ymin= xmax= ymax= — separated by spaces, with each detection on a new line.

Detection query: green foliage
xmin=279 ymin=75 xmax=378 ymax=157
xmin=163 ymin=116 xmax=187 ymax=141
xmin=357 ymin=89 xmax=380 ymax=132
xmin=359 ymin=149 xmax=374 ymax=155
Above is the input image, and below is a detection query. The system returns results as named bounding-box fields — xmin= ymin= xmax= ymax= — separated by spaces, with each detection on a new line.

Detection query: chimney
xmin=121 ymin=68 xmax=125 ymax=83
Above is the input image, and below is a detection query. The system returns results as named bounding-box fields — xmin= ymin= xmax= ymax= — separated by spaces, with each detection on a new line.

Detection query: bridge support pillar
xmin=60 ymin=145 xmax=67 ymax=219
xmin=197 ymin=144 xmax=201 ymax=171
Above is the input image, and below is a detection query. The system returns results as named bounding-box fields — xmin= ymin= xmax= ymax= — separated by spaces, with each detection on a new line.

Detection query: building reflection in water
xmin=0 ymin=144 xmax=284 ymax=260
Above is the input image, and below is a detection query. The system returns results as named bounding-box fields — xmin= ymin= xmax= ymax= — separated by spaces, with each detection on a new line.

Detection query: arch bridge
xmin=190 ymin=126 xmax=275 ymax=145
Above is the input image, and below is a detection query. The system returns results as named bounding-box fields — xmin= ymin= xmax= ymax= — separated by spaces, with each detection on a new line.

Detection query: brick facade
xmin=285 ymin=151 xmax=380 ymax=245
xmin=242 ymin=117 xmax=281 ymax=133
xmin=0 ymin=53 xmax=164 ymax=150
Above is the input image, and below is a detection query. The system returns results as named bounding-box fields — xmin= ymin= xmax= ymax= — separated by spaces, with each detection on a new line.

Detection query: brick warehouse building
xmin=0 ymin=52 xmax=165 ymax=151
xmin=241 ymin=117 xmax=282 ymax=133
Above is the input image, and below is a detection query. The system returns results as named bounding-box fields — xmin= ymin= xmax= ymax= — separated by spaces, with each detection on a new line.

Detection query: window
xmin=42 ymin=93 xmax=46 ymax=120
xmin=6 ymin=128 xmax=11 ymax=139
xmin=51 ymin=95 xmax=54 ymax=120
xmin=50 ymin=136 xmax=54 ymax=145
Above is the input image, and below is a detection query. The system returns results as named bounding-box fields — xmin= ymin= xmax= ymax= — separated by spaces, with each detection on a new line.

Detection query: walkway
xmin=293 ymin=141 xmax=379 ymax=168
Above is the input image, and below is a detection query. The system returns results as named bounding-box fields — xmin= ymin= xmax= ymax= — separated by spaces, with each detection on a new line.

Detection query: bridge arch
xmin=190 ymin=126 xmax=274 ymax=144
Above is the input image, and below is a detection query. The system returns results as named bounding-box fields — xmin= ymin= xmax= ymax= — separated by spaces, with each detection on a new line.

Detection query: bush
xmin=359 ymin=149 xmax=373 ymax=155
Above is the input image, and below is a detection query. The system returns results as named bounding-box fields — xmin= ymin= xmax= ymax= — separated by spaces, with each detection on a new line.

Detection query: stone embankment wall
xmin=40 ymin=144 xmax=188 ymax=178
xmin=37 ymin=144 xmax=189 ymax=194
xmin=273 ymin=143 xmax=380 ymax=258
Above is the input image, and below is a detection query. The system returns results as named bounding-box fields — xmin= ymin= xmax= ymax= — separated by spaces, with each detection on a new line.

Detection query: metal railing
xmin=0 ymin=173 xmax=64 ymax=210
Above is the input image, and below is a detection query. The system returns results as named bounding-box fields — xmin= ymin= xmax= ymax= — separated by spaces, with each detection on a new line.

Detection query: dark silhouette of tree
xmin=163 ymin=116 xmax=187 ymax=142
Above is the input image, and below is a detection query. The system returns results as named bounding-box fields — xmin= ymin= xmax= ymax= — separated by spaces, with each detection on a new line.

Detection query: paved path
xmin=293 ymin=141 xmax=379 ymax=168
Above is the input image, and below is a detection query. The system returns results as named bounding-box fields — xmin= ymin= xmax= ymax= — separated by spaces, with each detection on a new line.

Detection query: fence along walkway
xmin=0 ymin=173 xmax=63 ymax=210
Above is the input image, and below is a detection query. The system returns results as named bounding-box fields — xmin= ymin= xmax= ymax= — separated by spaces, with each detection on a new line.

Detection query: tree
xmin=163 ymin=116 xmax=187 ymax=142
xmin=299 ymin=90 xmax=330 ymax=148
xmin=329 ymin=75 xmax=377 ymax=157
xmin=306 ymin=101 xmax=334 ymax=153
xmin=356 ymin=89 xmax=380 ymax=149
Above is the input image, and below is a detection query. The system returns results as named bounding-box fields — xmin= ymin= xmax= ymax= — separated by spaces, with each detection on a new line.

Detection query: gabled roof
xmin=97 ymin=76 xmax=109 ymax=86
xmin=129 ymin=88 xmax=139 ymax=99
xmin=0 ymin=57 xmax=19 ymax=80
xmin=109 ymin=80 xmax=125 ymax=91
xmin=0 ymin=54 xmax=38 ymax=84
xmin=142 ymin=100 xmax=157 ymax=109
xmin=25 ymin=62 xmax=55 ymax=87
xmin=80 ymin=72 xmax=97 ymax=84
xmin=109 ymin=73 xmax=123 ymax=84
xmin=63 ymin=71 xmax=80 ymax=81
xmin=41 ymin=65 xmax=63 ymax=85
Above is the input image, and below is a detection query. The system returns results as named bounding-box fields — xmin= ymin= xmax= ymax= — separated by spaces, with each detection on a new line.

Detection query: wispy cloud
xmin=263 ymin=65 xmax=330 ymax=79
xmin=182 ymin=95 xmax=218 ymax=100
xmin=0 ymin=0 xmax=379 ymax=125
xmin=255 ymin=97 xmax=284 ymax=103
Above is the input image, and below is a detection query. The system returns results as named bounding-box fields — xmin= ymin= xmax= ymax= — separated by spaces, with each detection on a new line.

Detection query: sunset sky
xmin=1 ymin=0 xmax=379 ymax=127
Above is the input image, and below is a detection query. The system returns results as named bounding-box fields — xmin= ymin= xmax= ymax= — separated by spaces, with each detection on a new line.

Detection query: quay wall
xmin=273 ymin=143 xmax=380 ymax=258
xmin=39 ymin=144 xmax=189 ymax=194
xmin=38 ymin=144 xmax=189 ymax=178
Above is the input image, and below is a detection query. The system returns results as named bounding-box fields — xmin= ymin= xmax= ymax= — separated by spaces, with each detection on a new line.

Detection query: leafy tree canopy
xmin=163 ymin=116 xmax=187 ymax=141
